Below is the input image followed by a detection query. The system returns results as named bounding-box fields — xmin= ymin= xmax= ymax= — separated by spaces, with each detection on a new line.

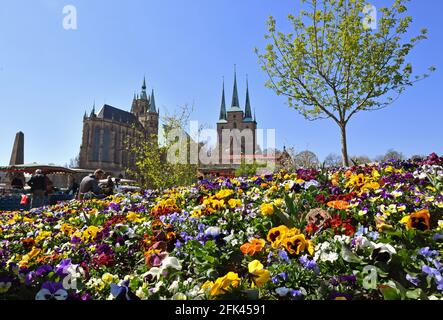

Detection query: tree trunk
xmin=340 ymin=124 xmax=350 ymax=167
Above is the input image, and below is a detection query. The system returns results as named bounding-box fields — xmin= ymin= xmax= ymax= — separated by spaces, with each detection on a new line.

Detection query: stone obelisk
xmin=6 ymin=131 xmax=25 ymax=186
xmin=9 ymin=131 xmax=25 ymax=165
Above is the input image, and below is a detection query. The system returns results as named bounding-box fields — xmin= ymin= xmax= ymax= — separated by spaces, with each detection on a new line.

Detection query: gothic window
xmin=92 ymin=126 xmax=101 ymax=161
xmin=85 ymin=125 xmax=90 ymax=145
xmin=233 ymin=122 xmax=237 ymax=129
xmin=114 ymin=131 xmax=119 ymax=164
xmin=102 ymin=127 xmax=111 ymax=162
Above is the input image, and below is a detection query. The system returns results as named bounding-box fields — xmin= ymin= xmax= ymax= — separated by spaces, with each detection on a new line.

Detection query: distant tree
xmin=294 ymin=150 xmax=319 ymax=169
xmin=256 ymin=0 xmax=434 ymax=166
xmin=411 ymin=154 xmax=424 ymax=162
xmin=68 ymin=155 xmax=80 ymax=168
xmin=323 ymin=153 xmax=342 ymax=168
xmin=127 ymin=105 xmax=198 ymax=190
xmin=376 ymin=149 xmax=404 ymax=162
xmin=351 ymin=155 xmax=373 ymax=166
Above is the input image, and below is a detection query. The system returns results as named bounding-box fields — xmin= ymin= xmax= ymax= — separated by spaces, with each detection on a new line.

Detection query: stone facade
xmin=78 ymin=78 xmax=159 ymax=177
xmin=216 ymin=71 xmax=257 ymax=164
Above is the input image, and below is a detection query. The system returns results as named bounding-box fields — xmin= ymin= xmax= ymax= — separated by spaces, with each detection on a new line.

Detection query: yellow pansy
xmin=215 ymin=189 xmax=234 ymax=200
xmin=273 ymin=198 xmax=284 ymax=207
xmin=228 ymin=198 xmax=242 ymax=208
xmin=260 ymin=203 xmax=274 ymax=216
xmin=306 ymin=240 xmax=315 ymax=256
xmin=191 ymin=209 xmax=203 ymax=218
xmin=19 ymin=247 xmax=41 ymax=268
xmin=266 ymin=186 xmax=278 ymax=195
xmin=35 ymin=231 xmax=52 ymax=244
xmin=267 ymin=225 xmax=290 ymax=248
xmin=102 ymin=273 xmax=119 ymax=285
xmin=201 ymin=280 xmax=214 ymax=292
xmin=127 ymin=211 xmax=145 ymax=223
xmin=209 ymin=272 xmax=240 ymax=296
xmin=248 ymin=260 xmax=271 ymax=288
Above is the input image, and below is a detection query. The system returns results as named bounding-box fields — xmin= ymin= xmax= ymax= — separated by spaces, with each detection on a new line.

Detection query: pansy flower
xmin=240 ymin=238 xmax=266 ymax=256
xmin=35 ymin=282 xmax=68 ymax=300
xmin=400 ymin=209 xmax=431 ymax=231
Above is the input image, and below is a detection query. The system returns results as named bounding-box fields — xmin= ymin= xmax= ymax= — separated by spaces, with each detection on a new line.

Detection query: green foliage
xmin=126 ymin=106 xmax=198 ymax=190
xmin=256 ymin=0 xmax=434 ymax=166
xmin=235 ymin=160 xmax=267 ymax=177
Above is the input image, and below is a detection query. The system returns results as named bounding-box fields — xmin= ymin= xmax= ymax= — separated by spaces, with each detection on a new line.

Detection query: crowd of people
xmin=4 ymin=168 xmax=117 ymax=209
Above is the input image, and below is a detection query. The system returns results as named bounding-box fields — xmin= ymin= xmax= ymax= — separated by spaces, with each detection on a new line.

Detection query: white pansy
xmin=354 ymin=236 xmax=375 ymax=250
xmin=333 ymin=235 xmax=351 ymax=244
xmin=320 ymin=251 xmax=339 ymax=263
xmin=374 ymin=243 xmax=397 ymax=255
xmin=162 ymin=256 xmax=182 ymax=271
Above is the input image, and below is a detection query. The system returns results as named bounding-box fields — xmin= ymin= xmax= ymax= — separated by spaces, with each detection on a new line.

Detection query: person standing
xmin=27 ymin=169 xmax=47 ymax=208
xmin=78 ymin=169 xmax=105 ymax=200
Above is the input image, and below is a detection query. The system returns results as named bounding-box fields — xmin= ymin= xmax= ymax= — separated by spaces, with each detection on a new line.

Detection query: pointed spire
xmin=149 ymin=89 xmax=157 ymax=113
xmin=83 ymin=110 xmax=87 ymax=119
xmin=218 ymin=78 xmax=227 ymax=122
xmin=230 ymin=65 xmax=240 ymax=110
xmin=90 ymin=101 xmax=96 ymax=117
xmin=244 ymin=74 xmax=253 ymax=120
xmin=140 ymin=77 xmax=148 ymax=100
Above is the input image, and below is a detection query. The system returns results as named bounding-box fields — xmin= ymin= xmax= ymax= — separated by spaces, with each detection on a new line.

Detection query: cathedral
xmin=78 ymin=78 xmax=159 ymax=177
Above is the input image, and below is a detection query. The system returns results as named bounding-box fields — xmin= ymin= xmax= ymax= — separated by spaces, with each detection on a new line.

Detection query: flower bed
xmin=1 ymin=154 xmax=443 ymax=300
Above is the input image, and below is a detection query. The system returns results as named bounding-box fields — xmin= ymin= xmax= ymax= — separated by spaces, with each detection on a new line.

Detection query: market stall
xmin=0 ymin=163 xmax=78 ymax=211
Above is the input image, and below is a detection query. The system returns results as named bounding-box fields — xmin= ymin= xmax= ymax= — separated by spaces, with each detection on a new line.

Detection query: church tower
xmin=216 ymin=68 xmax=257 ymax=164
xmin=131 ymin=77 xmax=159 ymax=139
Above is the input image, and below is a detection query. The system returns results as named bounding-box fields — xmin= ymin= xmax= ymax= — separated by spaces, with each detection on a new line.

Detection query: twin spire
xmin=218 ymin=67 xmax=255 ymax=123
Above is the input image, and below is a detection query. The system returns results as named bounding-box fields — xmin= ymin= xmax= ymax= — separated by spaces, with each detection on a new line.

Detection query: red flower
xmin=305 ymin=223 xmax=319 ymax=235
xmin=315 ymin=194 xmax=326 ymax=204
xmin=93 ymin=253 xmax=114 ymax=267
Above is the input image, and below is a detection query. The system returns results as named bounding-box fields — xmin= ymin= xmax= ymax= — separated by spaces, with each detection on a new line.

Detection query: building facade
xmin=78 ymin=78 xmax=159 ymax=177
xmin=216 ymin=70 xmax=257 ymax=164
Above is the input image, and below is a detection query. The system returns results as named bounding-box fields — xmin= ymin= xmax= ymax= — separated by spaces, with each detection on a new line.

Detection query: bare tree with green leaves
xmin=294 ymin=150 xmax=320 ymax=168
xmin=256 ymin=0 xmax=434 ymax=166
xmin=126 ymin=105 xmax=199 ymax=190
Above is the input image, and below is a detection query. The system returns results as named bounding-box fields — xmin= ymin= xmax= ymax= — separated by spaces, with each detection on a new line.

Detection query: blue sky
xmin=0 ymin=0 xmax=442 ymax=166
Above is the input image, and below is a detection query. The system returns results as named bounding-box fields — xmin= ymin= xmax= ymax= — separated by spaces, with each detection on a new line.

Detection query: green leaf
xmin=380 ymin=285 xmax=401 ymax=300
xmin=406 ymin=289 xmax=423 ymax=300
xmin=340 ymin=245 xmax=362 ymax=263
